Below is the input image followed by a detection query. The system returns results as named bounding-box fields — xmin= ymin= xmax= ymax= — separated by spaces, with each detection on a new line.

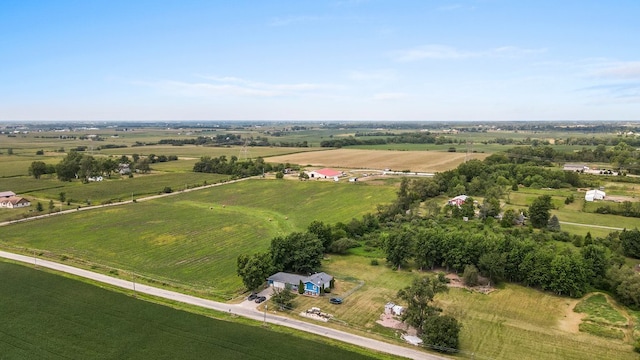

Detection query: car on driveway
xmin=247 ymin=293 xmax=258 ymax=301
xmin=255 ymin=296 xmax=267 ymax=303
xmin=329 ymin=297 xmax=343 ymax=305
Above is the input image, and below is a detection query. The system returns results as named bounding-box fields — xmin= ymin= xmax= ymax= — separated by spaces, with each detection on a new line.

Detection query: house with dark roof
xmin=267 ymin=272 xmax=333 ymax=296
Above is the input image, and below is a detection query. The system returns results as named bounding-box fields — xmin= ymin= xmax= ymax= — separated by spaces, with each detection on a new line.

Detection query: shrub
xmin=370 ymin=259 xmax=379 ymax=266
xmin=462 ymin=265 xmax=479 ymax=286
xmin=163 ymin=187 xmax=173 ymax=193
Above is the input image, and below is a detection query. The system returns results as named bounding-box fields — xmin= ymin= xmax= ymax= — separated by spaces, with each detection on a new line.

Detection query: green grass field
xmin=574 ymin=294 xmax=629 ymax=340
xmin=0 ymin=179 xmax=396 ymax=297
xmin=0 ymin=260 xmax=383 ymax=360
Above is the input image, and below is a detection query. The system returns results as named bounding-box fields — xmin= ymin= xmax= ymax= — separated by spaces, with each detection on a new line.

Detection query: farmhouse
xmin=0 ymin=196 xmax=31 ymax=209
xmin=447 ymin=195 xmax=468 ymax=207
xmin=585 ymin=189 xmax=606 ymax=202
xmin=306 ymin=168 xmax=342 ymax=180
xmin=267 ymin=272 xmax=333 ymax=296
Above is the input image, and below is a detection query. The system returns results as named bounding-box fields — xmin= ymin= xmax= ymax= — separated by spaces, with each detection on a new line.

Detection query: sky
xmin=1 ymin=0 xmax=640 ymax=121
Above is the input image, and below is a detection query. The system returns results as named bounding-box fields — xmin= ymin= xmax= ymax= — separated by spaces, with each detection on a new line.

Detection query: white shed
xmin=585 ymin=189 xmax=605 ymax=202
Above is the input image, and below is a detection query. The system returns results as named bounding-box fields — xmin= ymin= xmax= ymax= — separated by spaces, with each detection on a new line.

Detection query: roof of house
xmin=267 ymin=271 xmax=333 ymax=286
xmin=1 ymin=196 xmax=29 ymax=205
xmin=586 ymin=189 xmax=605 ymax=196
xmin=312 ymin=168 xmax=341 ymax=177
xmin=0 ymin=191 xmax=16 ymax=198
xmin=449 ymin=195 xmax=468 ymax=202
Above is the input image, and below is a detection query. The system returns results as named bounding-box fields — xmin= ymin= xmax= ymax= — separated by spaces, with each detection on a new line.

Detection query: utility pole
xmin=33 ymin=249 xmax=37 ymax=267
xmin=263 ymin=304 xmax=267 ymax=324
xmin=132 ymin=271 xmax=136 ymax=297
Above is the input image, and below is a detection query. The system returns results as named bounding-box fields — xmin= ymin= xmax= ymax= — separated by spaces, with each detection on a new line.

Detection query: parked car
xmin=247 ymin=293 xmax=258 ymax=301
xmin=329 ymin=297 xmax=343 ymax=305
xmin=255 ymin=296 xmax=267 ymax=303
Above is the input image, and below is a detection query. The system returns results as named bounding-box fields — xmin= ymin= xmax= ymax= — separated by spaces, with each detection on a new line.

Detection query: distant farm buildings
xmin=563 ymin=164 xmax=589 ymax=172
xmin=0 ymin=191 xmax=31 ymax=209
xmin=306 ymin=168 xmax=342 ymax=180
xmin=447 ymin=195 xmax=468 ymax=207
xmin=585 ymin=189 xmax=606 ymax=202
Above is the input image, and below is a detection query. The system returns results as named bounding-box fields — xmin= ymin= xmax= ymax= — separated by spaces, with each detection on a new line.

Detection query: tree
xmin=500 ymin=209 xmax=517 ymax=228
xmin=236 ymin=252 xmax=273 ymax=291
xmin=298 ymin=280 xmax=304 ymax=294
xmin=275 ymin=171 xmax=284 ymax=179
xmin=36 ymin=202 xmax=43 ymax=212
xmin=620 ymin=228 xmax=640 ymax=259
xmin=7 ymin=148 xmax=13 ymax=155
xmin=329 ymin=238 xmax=359 ymax=254
xmin=479 ymin=252 xmax=506 ymax=286
xmin=307 ymin=220 xmax=333 ymax=252
xmin=271 ymin=288 xmax=296 ymax=310
xmin=28 ymin=161 xmax=48 ymax=179
xmin=529 ymin=195 xmax=553 ymax=228
xmin=59 ymin=192 xmax=66 ymax=203
xmin=298 ymin=171 xmax=309 ymax=180
xmin=421 ymin=315 xmax=461 ymax=353
xmin=547 ymin=215 xmax=561 ymax=232
xmin=397 ymin=275 xmax=448 ymax=329
xmin=384 ymin=228 xmax=415 ymax=270
xmin=270 ymin=232 xmax=323 ymax=274
xmin=48 ymin=200 xmax=55 ymax=212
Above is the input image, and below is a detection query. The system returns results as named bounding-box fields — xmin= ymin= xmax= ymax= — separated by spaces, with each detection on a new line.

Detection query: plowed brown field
xmin=266 ymin=149 xmax=488 ymax=172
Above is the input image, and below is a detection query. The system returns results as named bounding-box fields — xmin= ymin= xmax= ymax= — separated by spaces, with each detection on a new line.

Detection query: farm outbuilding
xmin=447 ymin=195 xmax=468 ymax=207
xmin=585 ymin=189 xmax=605 ymax=202
xmin=306 ymin=168 xmax=342 ymax=179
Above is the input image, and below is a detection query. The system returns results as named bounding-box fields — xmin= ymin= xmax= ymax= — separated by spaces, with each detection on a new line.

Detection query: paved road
xmin=0 ymin=176 xmax=256 ymax=227
xmin=0 ymin=250 xmax=446 ymax=360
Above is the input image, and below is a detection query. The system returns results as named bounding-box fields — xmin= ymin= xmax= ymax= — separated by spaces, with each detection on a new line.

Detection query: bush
xmin=370 ymin=259 xmax=379 ymax=266
xmin=329 ymin=238 xmax=360 ymax=254
xmin=421 ymin=315 xmax=461 ymax=352
xmin=462 ymin=265 xmax=479 ymax=286
xmin=163 ymin=187 xmax=173 ymax=193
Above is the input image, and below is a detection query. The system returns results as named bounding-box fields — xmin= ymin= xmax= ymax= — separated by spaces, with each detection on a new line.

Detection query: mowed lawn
xmin=0 ymin=179 xmax=396 ymax=297
xmin=290 ymin=256 xmax=636 ymax=360
xmin=266 ymin=149 xmax=488 ymax=172
xmin=0 ymin=261 xmax=381 ymax=360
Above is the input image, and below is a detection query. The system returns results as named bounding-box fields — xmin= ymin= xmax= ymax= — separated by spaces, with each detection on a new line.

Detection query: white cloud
xmin=590 ymin=61 xmax=640 ymax=80
xmin=136 ymin=76 xmax=339 ymax=98
xmin=392 ymin=44 xmax=546 ymax=62
xmin=372 ymin=92 xmax=408 ymax=100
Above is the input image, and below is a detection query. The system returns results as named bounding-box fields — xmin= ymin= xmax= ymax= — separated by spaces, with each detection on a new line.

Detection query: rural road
xmin=0 ymin=176 xmax=256 ymax=227
xmin=0 ymin=250 xmax=446 ymax=360
xmin=558 ymin=221 xmax=624 ymax=231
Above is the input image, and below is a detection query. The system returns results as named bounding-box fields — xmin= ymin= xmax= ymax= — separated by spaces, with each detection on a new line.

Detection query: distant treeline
xmin=159 ymin=135 xmax=309 ymax=148
xmin=193 ymin=155 xmax=294 ymax=177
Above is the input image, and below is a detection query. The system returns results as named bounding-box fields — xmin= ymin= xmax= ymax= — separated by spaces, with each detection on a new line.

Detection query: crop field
xmin=276 ymin=255 xmax=636 ymax=360
xmin=99 ymin=144 xmax=315 ymax=159
xmin=0 ymin=261 xmax=381 ymax=360
xmin=266 ymin=149 xmax=489 ymax=172
xmin=0 ymin=154 xmax=63 ymax=177
xmin=0 ymin=179 xmax=396 ymax=297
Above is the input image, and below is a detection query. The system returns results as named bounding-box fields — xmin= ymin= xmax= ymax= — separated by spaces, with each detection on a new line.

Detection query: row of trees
xmin=193 ymin=155 xmax=293 ymax=177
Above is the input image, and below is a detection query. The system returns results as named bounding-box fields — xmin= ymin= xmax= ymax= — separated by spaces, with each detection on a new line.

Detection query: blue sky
xmin=1 ymin=0 xmax=639 ymax=121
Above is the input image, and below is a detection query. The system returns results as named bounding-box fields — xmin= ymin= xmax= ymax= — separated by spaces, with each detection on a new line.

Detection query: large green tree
xmin=529 ymin=195 xmax=553 ymax=228
xmin=384 ymin=228 xmax=415 ymax=270
xmin=397 ymin=275 xmax=448 ymax=329
xmin=421 ymin=314 xmax=461 ymax=353
xmin=270 ymin=232 xmax=323 ymax=274
xmin=28 ymin=161 xmax=48 ymax=179
xmin=620 ymin=228 xmax=640 ymax=259
xmin=236 ymin=252 xmax=273 ymax=291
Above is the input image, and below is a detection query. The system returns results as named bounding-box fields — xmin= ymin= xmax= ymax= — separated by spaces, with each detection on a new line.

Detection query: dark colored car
xmin=255 ymin=296 xmax=267 ymax=303
xmin=329 ymin=297 xmax=343 ymax=305
xmin=247 ymin=293 xmax=258 ymax=301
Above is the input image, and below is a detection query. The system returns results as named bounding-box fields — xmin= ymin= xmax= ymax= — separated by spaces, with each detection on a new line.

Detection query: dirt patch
xmin=376 ymin=314 xmax=418 ymax=336
xmin=605 ymin=195 xmax=638 ymax=203
xmin=445 ymin=272 xmax=496 ymax=294
xmin=557 ymin=299 xmax=585 ymax=333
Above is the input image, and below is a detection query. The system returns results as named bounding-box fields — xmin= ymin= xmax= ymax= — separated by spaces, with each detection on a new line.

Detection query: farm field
xmin=275 ymin=255 xmax=636 ymax=360
xmin=0 ymin=260 xmax=382 ymax=360
xmin=0 ymin=179 xmax=396 ymax=298
xmin=266 ymin=149 xmax=489 ymax=173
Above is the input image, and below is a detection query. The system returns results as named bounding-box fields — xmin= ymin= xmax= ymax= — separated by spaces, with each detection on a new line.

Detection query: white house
xmin=0 ymin=191 xmax=16 ymax=198
xmin=585 ymin=189 xmax=605 ymax=202
xmin=0 ymin=196 xmax=31 ymax=209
